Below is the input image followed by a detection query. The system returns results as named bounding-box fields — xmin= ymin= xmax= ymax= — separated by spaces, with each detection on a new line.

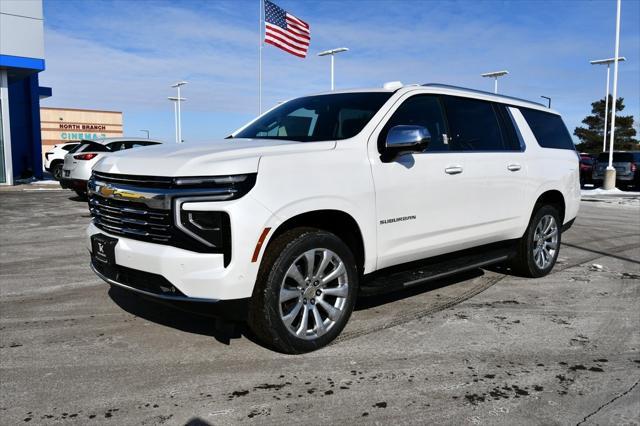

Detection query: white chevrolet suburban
xmin=87 ymin=83 xmax=580 ymax=353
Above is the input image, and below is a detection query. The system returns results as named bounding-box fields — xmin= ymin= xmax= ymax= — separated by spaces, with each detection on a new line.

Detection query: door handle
xmin=507 ymin=163 xmax=521 ymax=172
xmin=445 ymin=166 xmax=463 ymax=175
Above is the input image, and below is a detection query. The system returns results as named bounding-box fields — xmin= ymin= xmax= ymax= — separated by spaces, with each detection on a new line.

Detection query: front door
xmin=369 ymin=93 xmax=527 ymax=270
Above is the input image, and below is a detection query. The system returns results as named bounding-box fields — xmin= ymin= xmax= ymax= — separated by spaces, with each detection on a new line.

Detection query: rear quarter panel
xmin=509 ymin=108 xmax=580 ymax=229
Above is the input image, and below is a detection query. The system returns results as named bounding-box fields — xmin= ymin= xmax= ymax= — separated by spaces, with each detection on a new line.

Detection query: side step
xmin=359 ymin=242 xmax=515 ymax=297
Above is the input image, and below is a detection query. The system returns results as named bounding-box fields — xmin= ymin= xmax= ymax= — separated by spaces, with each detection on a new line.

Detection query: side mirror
xmin=382 ymin=125 xmax=431 ymax=162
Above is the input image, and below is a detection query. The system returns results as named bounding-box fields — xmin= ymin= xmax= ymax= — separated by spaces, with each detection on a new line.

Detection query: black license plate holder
xmin=91 ymin=234 xmax=118 ymax=265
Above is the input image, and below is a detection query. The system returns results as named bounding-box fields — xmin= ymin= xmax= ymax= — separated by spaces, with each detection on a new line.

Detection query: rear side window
xmin=520 ymin=108 xmax=574 ymax=150
xmin=73 ymin=142 xmax=109 ymax=153
xmin=62 ymin=144 xmax=79 ymax=152
xmin=441 ymin=96 xmax=505 ymax=151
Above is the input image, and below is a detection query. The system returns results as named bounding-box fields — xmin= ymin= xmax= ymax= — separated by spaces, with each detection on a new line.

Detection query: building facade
xmin=40 ymin=107 xmax=123 ymax=155
xmin=0 ymin=0 xmax=50 ymax=184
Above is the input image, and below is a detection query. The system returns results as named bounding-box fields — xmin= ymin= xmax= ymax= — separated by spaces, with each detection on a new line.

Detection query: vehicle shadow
xmin=107 ymin=286 xmax=257 ymax=347
xmin=107 ymin=268 xmax=495 ymax=352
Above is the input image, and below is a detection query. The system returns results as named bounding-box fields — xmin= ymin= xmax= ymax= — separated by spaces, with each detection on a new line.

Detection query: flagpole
xmin=259 ymin=0 xmax=263 ymax=115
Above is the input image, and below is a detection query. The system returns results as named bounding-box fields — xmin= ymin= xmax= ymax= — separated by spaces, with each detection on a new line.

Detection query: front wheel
xmin=511 ymin=205 xmax=561 ymax=278
xmin=248 ymin=228 xmax=358 ymax=354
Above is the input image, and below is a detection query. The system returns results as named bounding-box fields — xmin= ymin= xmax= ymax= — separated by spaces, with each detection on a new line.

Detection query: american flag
xmin=264 ymin=0 xmax=310 ymax=58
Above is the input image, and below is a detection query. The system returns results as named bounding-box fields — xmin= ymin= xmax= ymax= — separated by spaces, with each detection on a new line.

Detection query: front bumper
xmin=86 ymin=189 xmax=277 ymax=300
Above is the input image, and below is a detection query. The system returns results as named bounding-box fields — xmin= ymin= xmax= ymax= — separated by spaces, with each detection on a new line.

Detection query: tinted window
xmin=107 ymin=142 xmax=127 ymax=151
xmin=597 ymin=152 xmax=634 ymax=163
xmin=520 ymin=108 xmax=574 ymax=150
xmin=234 ymin=93 xmax=392 ymax=142
xmin=62 ymin=144 xmax=79 ymax=152
xmin=71 ymin=142 xmax=109 ymax=153
xmin=442 ymin=96 xmax=504 ymax=151
xmin=580 ymin=157 xmax=594 ymax=165
xmin=379 ymin=95 xmax=448 ymax=152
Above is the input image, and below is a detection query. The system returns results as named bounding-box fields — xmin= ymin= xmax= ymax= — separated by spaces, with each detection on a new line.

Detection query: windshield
xmin=233 ymin=92 xmax=392 ymax=142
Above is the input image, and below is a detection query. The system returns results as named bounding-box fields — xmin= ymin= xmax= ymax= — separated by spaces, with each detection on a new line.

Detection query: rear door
xmin=440 ymin=95 xmax=528 ymax=242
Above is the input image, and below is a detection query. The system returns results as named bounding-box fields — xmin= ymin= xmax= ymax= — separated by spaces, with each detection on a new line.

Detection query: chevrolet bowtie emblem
xmin=98 ymin=185 xmax=143 ymax=200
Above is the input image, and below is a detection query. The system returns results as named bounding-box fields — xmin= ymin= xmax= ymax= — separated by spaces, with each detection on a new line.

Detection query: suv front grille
xmin=90 ymin=196 xmax=172 ymax=243
xmin=88 ymin=171 xmax=253 ymax=266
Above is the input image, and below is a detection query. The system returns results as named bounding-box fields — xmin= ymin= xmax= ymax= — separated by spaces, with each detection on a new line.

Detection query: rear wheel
xmin=248 ymin=228 xmax=358 ymax=354
xmin=51 ymin=163 xmax=63 ymax=181
xmin=511 ymin=205 xmax=561 ymax=278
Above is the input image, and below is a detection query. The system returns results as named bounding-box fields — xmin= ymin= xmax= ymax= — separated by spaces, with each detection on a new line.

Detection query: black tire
xmin=511 ymin=205 xmax=562 ymax=278
xmin=51 ymin=162 xmax=63 ymax=181
xmin=248 ymin=227 xmax=358 ymax=354
xmin=74 ymin=189 xmax=87 ymax=199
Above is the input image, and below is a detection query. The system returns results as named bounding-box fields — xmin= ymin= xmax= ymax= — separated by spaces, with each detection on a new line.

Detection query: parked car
xmin=592 ymin=151 xmax=640 ymax=190
xmin=579 ymin=153 xmax=595 ymax=187
xmin=86 ymin=83 xmax=580 ymax=353
xmin=43 ymin=142 xmax=80 ymax=180
xmin=61 ymin=137 xmax=163 ymax=197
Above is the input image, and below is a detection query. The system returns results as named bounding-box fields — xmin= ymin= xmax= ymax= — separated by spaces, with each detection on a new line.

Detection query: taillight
xmin=74 ymin=153 xmax=98 ymax=160
xmin=631 ymin=162 xmax=637 ymax=172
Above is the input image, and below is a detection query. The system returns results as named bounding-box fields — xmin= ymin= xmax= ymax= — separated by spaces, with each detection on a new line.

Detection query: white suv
xmin=44 ymin=142 xmax=80 ymax=180
xmin=61 ymin=137 xmax=162 ymax=196
xmin=87 ymin=84 xmax=580 ymax=353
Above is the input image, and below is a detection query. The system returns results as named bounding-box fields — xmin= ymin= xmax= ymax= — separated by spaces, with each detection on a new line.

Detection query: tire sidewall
xmin=525 ymin=205 xmax=561 ymax=277
xmin=258 ymin=230 xmax=358 ymax=353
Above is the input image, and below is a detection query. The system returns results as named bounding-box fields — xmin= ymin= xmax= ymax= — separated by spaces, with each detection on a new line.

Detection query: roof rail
xmin=422 ymin=83 xmax=546 ymax=108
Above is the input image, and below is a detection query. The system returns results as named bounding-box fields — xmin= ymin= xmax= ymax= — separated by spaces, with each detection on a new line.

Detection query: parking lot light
xmin=171 ymin=81 xmax=188 ymax=143
xmin=318 ymin=48 xmax=349 ymax=91
xmin=481 ymin=70 xmax=509 ymax=94
xmin=590 ymin=57 xmax=626 ymax=153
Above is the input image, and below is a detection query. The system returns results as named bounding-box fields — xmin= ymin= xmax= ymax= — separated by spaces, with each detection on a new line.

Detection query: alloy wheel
xmin=278 ymin=248 xmax=349 ymax=340
xmin=532 ymin=214 xmax=558 ymax=270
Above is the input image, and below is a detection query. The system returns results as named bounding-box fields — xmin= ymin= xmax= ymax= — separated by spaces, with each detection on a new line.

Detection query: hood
xmin=94 ymin=138 xmax=335 ymax=177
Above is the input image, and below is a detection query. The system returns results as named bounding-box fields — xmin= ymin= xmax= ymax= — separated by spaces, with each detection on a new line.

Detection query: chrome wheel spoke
xmin=286 ymin=264 xmax=306 ymax=286
xmin=321 ymin=261 xmax=346 ymax=285
xmin=295 ymin=306 xmax=310 ymax=336
xmin=318 ymin=299 xmax=340 ymax=321
xmin=311 ymin=306 xmax=326 ymax=335
xmin=304 ymin=250 xmax=316 ymax=279
xmin=322 ymin=285 xmax=348 ymax=298
xmin=316 ymin=250 xmax=332 ymax=279
xmin=280 ymin=287 xmax=300 ymax=303
xmin=283 ymin=301 xmax=303 ymax=326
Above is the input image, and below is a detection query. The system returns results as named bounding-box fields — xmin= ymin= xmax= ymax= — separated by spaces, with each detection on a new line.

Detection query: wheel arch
xmin=264 ymin=209 xmax=367 ymax=276
xmin=532 ymin=190 xmax=565 ymax=224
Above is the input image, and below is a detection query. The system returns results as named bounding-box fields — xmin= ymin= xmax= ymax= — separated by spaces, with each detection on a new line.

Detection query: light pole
xmin=171 ymin=81 xmax=188 ymax=143
xmin=139 ymin=129 xmax=150 ymax=139
xmin=318 ymin=48 xmax=349 ymax=91
xmin=481 ymin=70 xmax=509 ymax=94
xmin=590 ymin=56 xmax=626 ymax=153
xmin=603 ymin=0 xmax=623 ymax=190
xmin=540 ymin=96 xmax=551 ymax=108
xmin=168 ymin=96 xmax=186 ymax=143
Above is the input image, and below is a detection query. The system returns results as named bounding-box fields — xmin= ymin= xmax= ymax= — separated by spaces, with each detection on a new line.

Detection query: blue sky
xmin=40 ymin=0 xmax=639 ymax=143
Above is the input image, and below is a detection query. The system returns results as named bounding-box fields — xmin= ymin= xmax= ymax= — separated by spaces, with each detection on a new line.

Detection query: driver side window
xmin=378 ymin=95 xmax=448 ymax=153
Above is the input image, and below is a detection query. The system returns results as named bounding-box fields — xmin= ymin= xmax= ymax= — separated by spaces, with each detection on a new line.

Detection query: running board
xmin=359 ymin=243 xmax=515 ymax=297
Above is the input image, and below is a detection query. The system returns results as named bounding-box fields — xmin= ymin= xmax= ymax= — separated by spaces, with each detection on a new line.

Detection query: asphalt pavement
xmin=1 ymin=188 xmax=639 ymax=425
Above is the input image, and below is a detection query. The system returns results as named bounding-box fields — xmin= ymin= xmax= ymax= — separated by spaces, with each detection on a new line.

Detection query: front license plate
xmin=91 ymin=234 xmax=118 ymax=265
